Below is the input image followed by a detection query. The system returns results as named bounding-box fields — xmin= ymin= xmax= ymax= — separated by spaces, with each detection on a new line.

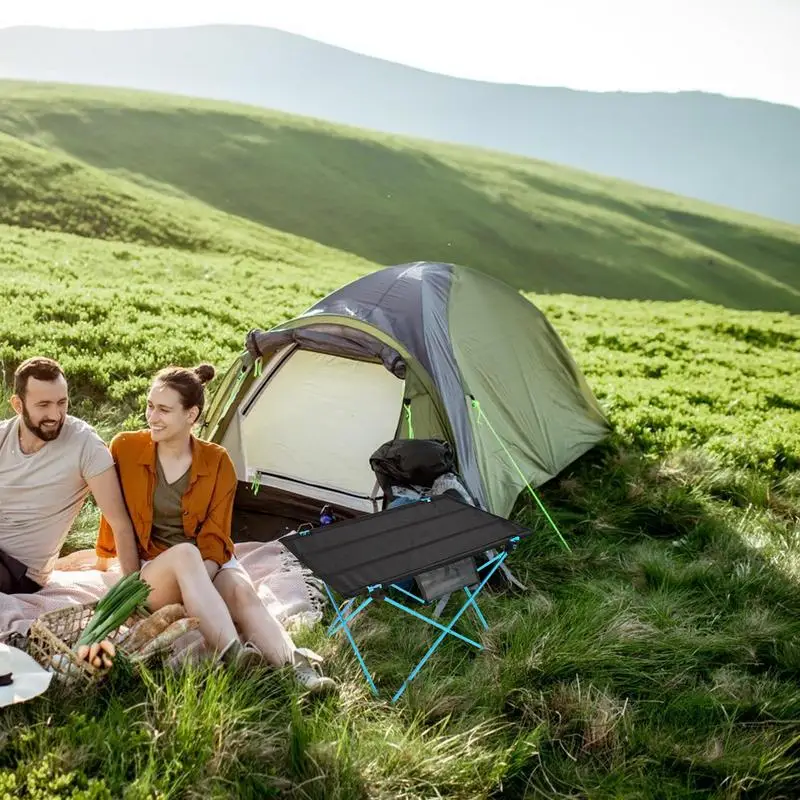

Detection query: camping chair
xmin=280 ymin=494 xmax=531 ymax=702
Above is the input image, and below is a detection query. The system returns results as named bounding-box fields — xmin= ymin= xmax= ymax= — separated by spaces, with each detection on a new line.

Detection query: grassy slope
xmin=0 ymin=130 xmax=381 ymax=274
xmin=1 ymin=223 xmax=799 ymax=798
xmin=0 ymin=131 xmax=346 ymax=260
xmin=0 ymin=80 xmax=799 ymax=313
xmin=0 ymin=224 xmax=370 ymax=416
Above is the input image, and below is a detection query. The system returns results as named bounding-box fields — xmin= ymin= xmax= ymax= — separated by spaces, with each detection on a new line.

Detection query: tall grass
xmin=0 ymin=147 xmax=799 ymax=795
xmin=4 ymin=438 xmax=798 ymax=798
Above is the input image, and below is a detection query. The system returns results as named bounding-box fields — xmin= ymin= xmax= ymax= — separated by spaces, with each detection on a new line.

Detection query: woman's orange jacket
xmin=95 ymin=430 xmax=237 ymax=566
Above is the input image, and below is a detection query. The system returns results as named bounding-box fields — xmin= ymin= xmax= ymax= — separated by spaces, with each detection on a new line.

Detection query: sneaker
xmin=220 ymin=640 xmax=264 ymax=670
xmin=291 ymin=647 xmax=337 ymax=694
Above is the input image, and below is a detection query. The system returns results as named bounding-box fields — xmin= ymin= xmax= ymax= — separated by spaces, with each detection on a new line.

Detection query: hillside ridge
xmin=0 ymin=80 xmax=798 ymax=313
xmin=1 ymin=24 xmax=798 ymax=223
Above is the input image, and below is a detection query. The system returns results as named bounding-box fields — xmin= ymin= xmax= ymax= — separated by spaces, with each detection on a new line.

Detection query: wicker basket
xmin=27 ymin=602 xmax=149 ymax=686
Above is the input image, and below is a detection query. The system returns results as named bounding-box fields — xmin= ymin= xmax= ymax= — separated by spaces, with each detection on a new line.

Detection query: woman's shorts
xmin=140 ymin=553 xmax=241 ymax=572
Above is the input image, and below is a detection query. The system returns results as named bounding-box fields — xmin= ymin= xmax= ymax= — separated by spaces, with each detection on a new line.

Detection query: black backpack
xmin=369 ymin=439 xmax=455 ymax=504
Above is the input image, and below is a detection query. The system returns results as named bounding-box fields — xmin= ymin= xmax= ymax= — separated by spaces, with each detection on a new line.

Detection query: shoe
xmin=220 ymin=639 xmax=264 ymax=670
xmin=291 ymin=647 xmax=337 ymax=694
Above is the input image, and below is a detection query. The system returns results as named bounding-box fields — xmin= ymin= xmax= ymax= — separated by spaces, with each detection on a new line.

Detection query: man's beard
xmin=21 ymin=405 xmax=64 ymax=442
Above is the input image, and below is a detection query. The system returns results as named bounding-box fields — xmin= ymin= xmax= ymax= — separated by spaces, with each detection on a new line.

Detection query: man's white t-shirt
xmin=0 ymin=415 xmax=114 ymax=585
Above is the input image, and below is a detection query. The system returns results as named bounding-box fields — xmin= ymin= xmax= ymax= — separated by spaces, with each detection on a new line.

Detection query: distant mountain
xmin=0 ymin=24 xmax=798 ymax=225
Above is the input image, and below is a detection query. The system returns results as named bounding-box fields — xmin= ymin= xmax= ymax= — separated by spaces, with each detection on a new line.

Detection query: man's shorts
xmin=0 ymin=548 xmax=43 ymax=594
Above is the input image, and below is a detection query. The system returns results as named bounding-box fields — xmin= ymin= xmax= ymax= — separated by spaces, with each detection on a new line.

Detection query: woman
xmin=95 ymin=363 xmax=335 ymax=693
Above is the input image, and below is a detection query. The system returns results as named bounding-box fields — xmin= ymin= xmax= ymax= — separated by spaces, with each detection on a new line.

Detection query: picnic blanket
xmin=0 ymin=542 xmax=327 ymax=666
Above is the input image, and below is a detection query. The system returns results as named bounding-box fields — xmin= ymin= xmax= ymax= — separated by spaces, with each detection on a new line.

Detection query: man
xmin=0 ymin=357 xmax=140 ymax=594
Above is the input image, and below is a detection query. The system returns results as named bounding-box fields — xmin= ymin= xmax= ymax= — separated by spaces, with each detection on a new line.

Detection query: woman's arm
xmin=195 ymin=452 xmax=237 ymax=567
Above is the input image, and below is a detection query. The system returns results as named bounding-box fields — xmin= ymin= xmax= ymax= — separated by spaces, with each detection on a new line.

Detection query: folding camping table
xmin=280 ymin=494 xmax=531 ymax=702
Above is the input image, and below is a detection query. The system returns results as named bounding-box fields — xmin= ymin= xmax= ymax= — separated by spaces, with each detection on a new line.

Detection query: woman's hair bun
xmin=193 ymin=363 xmax=216 ymax=386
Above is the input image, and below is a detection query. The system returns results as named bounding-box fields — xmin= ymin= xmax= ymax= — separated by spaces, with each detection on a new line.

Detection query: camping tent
xmin=199 ymin=262 xmax=610 ymax=541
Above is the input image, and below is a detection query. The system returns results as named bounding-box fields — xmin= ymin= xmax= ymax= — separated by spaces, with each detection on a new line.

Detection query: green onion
xmin=76 ymin=571 xmax=151 ymax=647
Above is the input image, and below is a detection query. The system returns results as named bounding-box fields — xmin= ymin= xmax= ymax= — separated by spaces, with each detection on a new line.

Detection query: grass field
xmin=1 ymin=216 xmax=799 ymax=798
xmin=1 ymin=80 xmax=799 ymax=313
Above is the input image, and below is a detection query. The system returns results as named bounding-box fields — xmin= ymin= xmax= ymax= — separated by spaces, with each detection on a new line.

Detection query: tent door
xmin=237 ymin=348 xmax=406 ymax=513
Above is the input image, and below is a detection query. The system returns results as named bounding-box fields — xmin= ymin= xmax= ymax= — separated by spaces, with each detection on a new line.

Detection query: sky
xmin=1 ymin=0 xmax=798 ymax=108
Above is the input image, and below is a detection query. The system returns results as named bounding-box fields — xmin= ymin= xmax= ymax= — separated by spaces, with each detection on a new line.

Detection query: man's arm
xmin=86 ymin=466 xmax=141 ymax=576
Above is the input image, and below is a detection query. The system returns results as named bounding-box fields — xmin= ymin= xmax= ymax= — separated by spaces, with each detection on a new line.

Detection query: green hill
xmin=2 ymin=25 xmax=799 ymax=224
xmin=1 ymin=80 xmax=798 ymax=312
xmin=0 ymin=131 xmax=378 ymax=275
xmin=0 ymin=222 xmax=370 ymax=410
xmin=0 ymin=79 xmax=800 ymax=800
xmin=1 ymin=220 xmax=799 ymax=798
xmin=1 ymin=79 xmax=800 ymax=798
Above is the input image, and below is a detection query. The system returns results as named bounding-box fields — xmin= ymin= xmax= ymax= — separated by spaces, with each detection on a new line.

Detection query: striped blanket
xmin=0 ymin=541 xmax=326 ymax=666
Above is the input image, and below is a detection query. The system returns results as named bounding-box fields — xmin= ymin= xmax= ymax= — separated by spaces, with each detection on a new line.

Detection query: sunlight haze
xmin=1 ymin=0 xmax=798 ymax=108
